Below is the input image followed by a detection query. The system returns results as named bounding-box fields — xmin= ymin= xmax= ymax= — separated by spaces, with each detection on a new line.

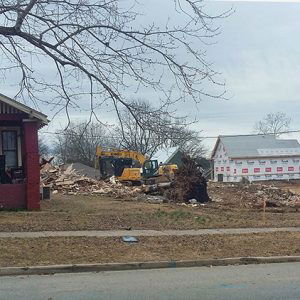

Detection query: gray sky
xmin=190 ymin=0 xmax=300 ymax=150
xmin=3 ymin=0 xmax=300 ymax=154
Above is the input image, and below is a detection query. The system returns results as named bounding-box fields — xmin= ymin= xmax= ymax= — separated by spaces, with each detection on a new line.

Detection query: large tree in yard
xmin=0 ymin=0 xmax=229 ymax=123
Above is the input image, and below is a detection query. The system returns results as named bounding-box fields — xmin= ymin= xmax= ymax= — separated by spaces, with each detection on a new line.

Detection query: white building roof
xmin=152 ymin=147 xmax=179 ymax=164
xmin=212 ymin=134 xmax=300 ymax=159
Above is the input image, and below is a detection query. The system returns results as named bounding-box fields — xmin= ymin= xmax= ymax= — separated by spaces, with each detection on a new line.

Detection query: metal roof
xmin=212 ymin=134 xmax=300 ymax=159
xmin=152 ymin=147 xmax=180 ymax=163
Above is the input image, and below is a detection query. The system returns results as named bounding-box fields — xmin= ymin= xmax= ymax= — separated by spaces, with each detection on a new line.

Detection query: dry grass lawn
xmin=0 ymin=193 xmax=299 ymax=232
xmin=0 ymin=232 xmax=299 ymax=267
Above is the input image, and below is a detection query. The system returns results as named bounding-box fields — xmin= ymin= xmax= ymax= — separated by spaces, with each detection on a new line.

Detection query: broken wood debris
xmin=209 ymin=182 xmax=300 ymax=210
xmin=40 ymin=163 xmax=141 ymax=198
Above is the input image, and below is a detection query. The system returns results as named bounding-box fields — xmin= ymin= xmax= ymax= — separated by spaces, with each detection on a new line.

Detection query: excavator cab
xmin=142 ymin=160 xmax=159 ymax=178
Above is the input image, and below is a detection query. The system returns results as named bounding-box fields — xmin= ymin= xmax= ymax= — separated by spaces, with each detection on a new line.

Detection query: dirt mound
xmin=166 ymin=156 xmax=209 ymax=203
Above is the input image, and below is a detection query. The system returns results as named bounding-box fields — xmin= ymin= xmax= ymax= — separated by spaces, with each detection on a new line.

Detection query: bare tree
xmin=117 ymin=100 xmax=175 ymax=156
xmin=38 ymin=136 xmax=50 ymax=157
xmin=117 ymin=99 xmax=206 ymax=158
xmin=166 ymin=126 xmax=207 ymax=159
xmin=254 ymin=112 xmax=291 ymax=137
xmin=0 ymin=0 xmax=229 ymax=122
xmin=54 ymin=121 xmax=118 ymax=166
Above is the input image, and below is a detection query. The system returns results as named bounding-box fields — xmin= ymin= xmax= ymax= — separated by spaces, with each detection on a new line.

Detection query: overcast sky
xmin=3 ymin=0 xmax=300 ymax=155
xmin=195 ymin=0 xmax=300 ymax=151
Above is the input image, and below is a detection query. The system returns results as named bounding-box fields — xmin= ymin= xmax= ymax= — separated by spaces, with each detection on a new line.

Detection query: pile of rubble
xmin=40 ymin=163 xmax=141 ymax=198
xmin=209 ymin=182 xmax=300 ymax=210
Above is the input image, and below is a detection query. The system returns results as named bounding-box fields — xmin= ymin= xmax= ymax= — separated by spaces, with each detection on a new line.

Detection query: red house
xmin=0 ymin=93 xmax=49 ymax=210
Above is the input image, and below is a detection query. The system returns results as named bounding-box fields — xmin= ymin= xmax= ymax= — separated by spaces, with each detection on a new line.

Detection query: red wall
xmin=0 ymin=118 xmax=41 ymax=210
xmin=0 ymin=184 xmax=26 ymax=209
xmin=23 ymin=121 xmax=40 ymax=210
xmin=0 ymin=118 xmax=40 ymax=210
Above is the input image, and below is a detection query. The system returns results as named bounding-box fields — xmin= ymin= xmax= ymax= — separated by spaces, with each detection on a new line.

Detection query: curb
xmin=1 ymin=256 xmax=300 ymax=277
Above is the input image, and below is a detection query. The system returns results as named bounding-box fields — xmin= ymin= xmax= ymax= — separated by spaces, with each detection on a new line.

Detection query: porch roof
xmin=0 ymin=93 xmax=49 ymax=126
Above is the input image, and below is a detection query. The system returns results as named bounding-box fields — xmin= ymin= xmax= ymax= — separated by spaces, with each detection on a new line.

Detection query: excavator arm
xmin=96 ymin=147 xmax=147 ymax=165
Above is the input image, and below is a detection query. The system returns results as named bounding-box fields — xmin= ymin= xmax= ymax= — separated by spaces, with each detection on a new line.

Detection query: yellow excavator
xmin=95 ymin=146 xmax=178 ymax=185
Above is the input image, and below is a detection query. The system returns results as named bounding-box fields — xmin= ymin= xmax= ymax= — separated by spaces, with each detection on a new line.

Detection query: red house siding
xmin=23 ymin=121 xmax=40 ymax=210
xmin=0 ymin=95 xmax=48 ymax=210
xmin=0 ymin=184 xmax=26 ymax=209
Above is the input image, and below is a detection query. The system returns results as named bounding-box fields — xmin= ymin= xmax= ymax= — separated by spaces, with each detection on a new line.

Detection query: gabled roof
xmin=152 ymin=147 xmax=180 ymax=164
xmin=0 ymin=93 xmax=49 ymax=125
xmin=211 ymin=134 xmax=300 ymax=159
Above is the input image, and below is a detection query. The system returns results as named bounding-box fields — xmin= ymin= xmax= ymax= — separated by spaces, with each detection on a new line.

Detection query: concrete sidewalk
xmin=0 ymin=227 xmax=299 ymax=238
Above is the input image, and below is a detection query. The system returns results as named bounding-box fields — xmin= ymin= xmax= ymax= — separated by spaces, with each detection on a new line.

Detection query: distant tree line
xmin=49 ymin=100 xmax=207 ymax=167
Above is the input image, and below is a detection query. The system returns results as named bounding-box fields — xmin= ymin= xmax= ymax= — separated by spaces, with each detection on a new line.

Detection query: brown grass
xmin=0 ymin=232 xmax=299 ymax=267
xmin=0 ymin=193 xmax=299 ymax=232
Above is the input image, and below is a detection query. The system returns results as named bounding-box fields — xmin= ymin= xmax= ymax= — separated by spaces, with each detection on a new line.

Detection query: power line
xmin=40 ymin=129 xmax=300 ymax=140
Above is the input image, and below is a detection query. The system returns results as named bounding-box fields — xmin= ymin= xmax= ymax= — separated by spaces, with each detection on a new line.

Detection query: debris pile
xmin=165 ymin=156 xmax=210 ymax=203
xmin=209 ymin=182 xmax=300 ymax=210
xmin=40 ymin=163 xmax=141 ymax=198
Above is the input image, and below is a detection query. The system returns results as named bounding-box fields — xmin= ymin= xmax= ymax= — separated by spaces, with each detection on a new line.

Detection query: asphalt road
xmin=1 ymin=263 xmax=299 ymax=299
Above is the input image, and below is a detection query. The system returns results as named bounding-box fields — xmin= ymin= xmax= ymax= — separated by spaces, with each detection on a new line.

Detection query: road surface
xmin=1 ymin=263 xmax=299 ymax=299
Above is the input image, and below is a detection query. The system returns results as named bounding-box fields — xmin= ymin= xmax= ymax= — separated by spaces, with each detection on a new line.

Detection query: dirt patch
xmin=0 ymin=232 xmax=299 ymax=267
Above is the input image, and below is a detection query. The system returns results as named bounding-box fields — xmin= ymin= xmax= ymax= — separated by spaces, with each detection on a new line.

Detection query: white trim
xmin=0 ymin=93 xmax=49 ymax=125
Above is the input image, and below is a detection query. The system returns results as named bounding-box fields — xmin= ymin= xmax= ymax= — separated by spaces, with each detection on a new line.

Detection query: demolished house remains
xmin=40 ymin=163 xmax=141 ymax=198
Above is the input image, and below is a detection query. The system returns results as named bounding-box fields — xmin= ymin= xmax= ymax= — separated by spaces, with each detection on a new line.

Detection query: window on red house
xmin=226 ymin=166 xmax=230 ymax=171
xmin=2 ymin=130 xmax=18 ymax=168
xmin=254 ymin=168 xmax=260 ymax=173
xmin=242 ymin=168 xmax=248 ymax=174
xmin=265 ymin=167 xmax=272 ymax=172
xmin=288 ymin=167 xmax=294 ymax=171
xmin=221 ymin=167 xmax=224 ymax=171
xmin=277 ymin=167 xmax=283 ymax=172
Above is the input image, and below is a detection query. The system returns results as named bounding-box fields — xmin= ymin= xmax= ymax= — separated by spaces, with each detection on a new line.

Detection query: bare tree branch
xmin=117 ymin=99 xmax=206 ymax=157
xmin=0 ymin=0 xmax=230 ymax=121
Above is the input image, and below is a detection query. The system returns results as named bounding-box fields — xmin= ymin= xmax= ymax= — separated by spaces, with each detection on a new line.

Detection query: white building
xmin=211 ymin=135 xmax=300 ymax=182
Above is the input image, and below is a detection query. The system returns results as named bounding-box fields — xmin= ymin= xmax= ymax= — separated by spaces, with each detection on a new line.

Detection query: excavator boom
xmin=96 ymin=146 xmax=147 ymax=165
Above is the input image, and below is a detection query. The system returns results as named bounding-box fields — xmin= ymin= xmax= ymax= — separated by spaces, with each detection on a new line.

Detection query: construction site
xmin=0 ymin=157 xmax=299 ymax=268
xmin=1 ymin=0 xmax=300 ymax=297
xmin=0 ymin=122 xmax=299 ymax=268
xmin=0 ymin=152 xmax=294 ymax=233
